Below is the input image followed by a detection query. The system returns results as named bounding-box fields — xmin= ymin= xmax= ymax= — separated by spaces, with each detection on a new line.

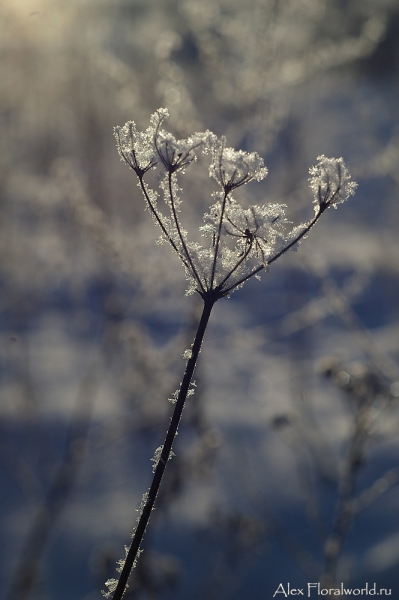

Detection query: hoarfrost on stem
xmin=151 ymin=445 xmax=175 ymax=473
xmin=102 ymin=579 xmax=118 ymax=599
xmin=114 ymin=110 xmax=357 ymax=299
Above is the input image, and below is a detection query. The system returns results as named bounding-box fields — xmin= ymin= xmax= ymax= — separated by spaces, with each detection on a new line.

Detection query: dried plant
xmin=103 ymin=109 xmax=357 ymax=598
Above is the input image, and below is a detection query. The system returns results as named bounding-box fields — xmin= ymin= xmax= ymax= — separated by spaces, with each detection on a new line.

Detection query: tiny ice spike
xmin=114 ymin=110 xmax=357 ymax=300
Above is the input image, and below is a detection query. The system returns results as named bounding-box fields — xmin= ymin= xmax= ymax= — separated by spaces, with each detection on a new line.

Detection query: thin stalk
xmin=321 ymin=400 xmax=371 ymax=589
xmin=111 ymin=295 xmax=217 ymax=600
xmin=217 ymin=242 xmax=253 ymax=291
xmin=167 ymin=172 xmax=205 ymax=293
xmin=210 ymin=190 xmax=229 ymax=289
xmin=138 ymin=175 xmax=192 ymax=274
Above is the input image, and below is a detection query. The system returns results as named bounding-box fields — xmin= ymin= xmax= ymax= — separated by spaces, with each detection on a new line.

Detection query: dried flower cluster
xmin=105 ymin=110 xmax=358 ymax=600
xmin=309 ymin=155 xmax=358 ymax=213
xmin=114 ymin=109 xmax=357 ymax=300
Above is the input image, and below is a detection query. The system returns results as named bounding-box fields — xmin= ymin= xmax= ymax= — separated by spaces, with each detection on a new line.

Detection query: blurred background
xmin=1 ymin=0 xmax=399 ymax=598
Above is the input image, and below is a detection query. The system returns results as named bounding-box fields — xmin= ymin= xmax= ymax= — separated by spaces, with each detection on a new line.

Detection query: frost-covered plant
xmin=104 ymin=109 xmax=357 ymax=599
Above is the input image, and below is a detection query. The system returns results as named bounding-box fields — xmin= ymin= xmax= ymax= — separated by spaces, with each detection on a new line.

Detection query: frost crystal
xmin=151 ymin=445 xmax=175 ymax=473
xmin=168 ymin=388 xmax=180 ymax=404
xmin=116 ymin=545 xmax=130 ymax=573
xmin=309 ymin=155 xmax=358 ymax=212
xmin=102 ymin=578 xmax=119 ymax=599
xmin=115 ymin=110 xmax=357 ymax=298
xmin=136 ymin=491 xmax=149 ymax=515
xmin=187 ymin=380 xmax=197 ymax=397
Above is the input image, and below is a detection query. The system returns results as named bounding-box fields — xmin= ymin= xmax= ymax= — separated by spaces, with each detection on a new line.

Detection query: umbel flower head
xmin=114 ymin=109 xmax=357 ymax=300
xmin=208 ymin=135 xmax=268 ymax=192
xmin=309 ymin=154 xmax=358 ymax=213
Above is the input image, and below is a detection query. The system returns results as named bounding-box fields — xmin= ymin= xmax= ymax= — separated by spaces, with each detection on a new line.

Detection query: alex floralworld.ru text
xmin=273 ymin=582 xmax=392 ymax=597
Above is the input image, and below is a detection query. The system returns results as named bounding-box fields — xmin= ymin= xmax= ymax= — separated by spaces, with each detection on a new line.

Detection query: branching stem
xmin=138 ymin=175 xmax=189 ymax=269
xmin=217 ymin=242 xmax=253 ymax=290
xmin=221 ymin=208 xmax=323 ymax=296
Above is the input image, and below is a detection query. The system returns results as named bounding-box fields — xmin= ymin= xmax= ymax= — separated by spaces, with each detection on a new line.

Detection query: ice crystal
xmin=102 ymin=544 xmax=135 ymax=597
xmin=102 ymin=578 xmax=118 ymax=599
xmin=115 ymin=110 xmax=357 ymax=299
xmin=187 ymin=380 xmax=197 ymax=397
xmin=116 ymin=545 xmax=130 ymax=573
xmin=168 ymin=388 xmax=180 ymax=404
xmin=136 ymin=491 xmax=149 ymax=515
xmin=151 ymin=445 xmax=175 ymax=473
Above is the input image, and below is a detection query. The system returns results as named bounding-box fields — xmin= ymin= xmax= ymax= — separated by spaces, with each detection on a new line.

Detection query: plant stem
xmin=210 ymin=190 xmax=229 ymax=290
xmin=320 ymin=399 xmax=371 ymax=589
xmin=167 ymin=172 xmax=204 ymax=291
xmin=111 ymin=294 xmax=217 ymax=600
